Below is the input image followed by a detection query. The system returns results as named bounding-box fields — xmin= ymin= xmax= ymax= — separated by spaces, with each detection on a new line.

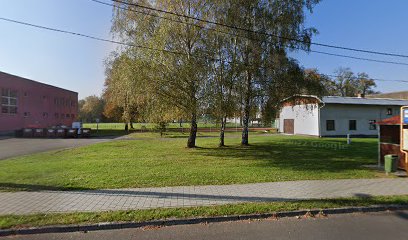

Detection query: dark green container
xmin=384 ymin=155 xmax=398 ymax=173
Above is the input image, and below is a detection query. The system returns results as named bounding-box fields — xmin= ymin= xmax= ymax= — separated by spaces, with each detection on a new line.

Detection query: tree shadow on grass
xmin=193 ymin=139 xmax=378 ymax=174
xmin=0 ymin=183 xmax=91 ymax=192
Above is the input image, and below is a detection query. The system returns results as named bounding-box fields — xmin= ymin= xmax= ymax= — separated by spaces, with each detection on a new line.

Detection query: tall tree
xmin=222 ymin=0 xmax=321 ymax=145
xmin=78 ymin=95 xmax=105 ymax=123
xmin=103 ymin=52 xmax=147 ymax=128
xmin=356 ymin=72 xmax=377 ymax=96
xmin=112 ymin=0 xmax=212 ymax=148
xmin=331 ymin=68 xmax=377 ymax=97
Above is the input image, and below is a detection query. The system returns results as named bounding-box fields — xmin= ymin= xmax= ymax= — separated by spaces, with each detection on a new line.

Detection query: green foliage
xmin=78 ymin=95 xmax=105 ymax=123
xmin=331 ymin=68 xmax=378 ymax=97
xmin=105 ymin=0 xmax=322 ymax=147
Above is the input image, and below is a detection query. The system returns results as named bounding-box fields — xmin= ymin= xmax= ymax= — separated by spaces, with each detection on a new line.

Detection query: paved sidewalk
xmin=0 ymin=179 xmax=407 ymax=215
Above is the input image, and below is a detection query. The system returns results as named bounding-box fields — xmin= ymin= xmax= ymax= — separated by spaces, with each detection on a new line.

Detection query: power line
xmin=311 ymin=51 xmax=408 ymax=66
xmin=91 ymin=0 xmax=408 ymax=66
xmin=112 ymin=0 xmax=408 ymax=59
xmin=325 ymin=74 xmax=408 ymax=83
xmin=0 ymin=16 xmax=186 ymax=56
xmin=2 ymin=16 xmax=408 ymax=84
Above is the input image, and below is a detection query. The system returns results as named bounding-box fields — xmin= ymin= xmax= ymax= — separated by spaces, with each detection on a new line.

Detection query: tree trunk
xmin=130 ymin=122 xmax=134 ymax=129
xmin=241 ymin=72 xmax=251 ymax=146
xmin=219 ymin=116 xmax=227 ymax=147
xmin=187 ymin=113 xmax=197 ymax=148
xmin=241 ymin=104 xmax=250 ymax=146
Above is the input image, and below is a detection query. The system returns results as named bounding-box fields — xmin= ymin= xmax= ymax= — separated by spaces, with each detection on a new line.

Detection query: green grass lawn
xmin=0 ymin=133 xmax=381 ymax=191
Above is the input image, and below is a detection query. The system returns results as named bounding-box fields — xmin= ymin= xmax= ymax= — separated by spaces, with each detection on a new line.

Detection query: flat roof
xmin=0 ymin=71 xmax=77 ymax=94
xmin=322 ymin=96 xmax=408 ymax=106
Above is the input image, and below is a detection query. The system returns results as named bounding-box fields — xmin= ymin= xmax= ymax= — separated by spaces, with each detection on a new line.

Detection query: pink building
xmin=0 ymin=71 xmax=78 ymax=133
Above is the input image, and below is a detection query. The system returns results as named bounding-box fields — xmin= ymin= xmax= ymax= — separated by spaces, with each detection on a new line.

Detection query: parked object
xmin=46 ymin=129 xmax=57 ymax=138
xmin=55 ymin=129 xmax=67 ymax=138
xmin=81 ymin=128 xmax=91 ymax=138
xmin=22 ymin=128 xmax=33 ymax=138
xmin=33 ymin=128 xmax=45 ymax=138
xmin=384 ymin=155 xmax=398 ymax=174
xmin=66 ymin=128 xmax=78 ymax=138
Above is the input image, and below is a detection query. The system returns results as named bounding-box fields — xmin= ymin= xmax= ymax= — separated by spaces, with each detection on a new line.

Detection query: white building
xmin=278 ymin=96 xmax=408 ymax=137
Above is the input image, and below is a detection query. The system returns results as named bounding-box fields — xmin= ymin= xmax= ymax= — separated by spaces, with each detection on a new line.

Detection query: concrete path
xmin=1 ymin=179 xmax=408 ymax=215
xmin=0 ymin=138 xmax=113 ymax=160
xmin=9 ymin=211 xmax=408 ymax=240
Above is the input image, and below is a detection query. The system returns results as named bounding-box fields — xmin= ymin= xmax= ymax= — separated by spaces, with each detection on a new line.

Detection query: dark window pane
xmin=1 ymin=97 xmax=8 ymax=105
xmin=349 ymin=120 xmax=357 ymax=131
xmin=1 ymin=106 xmax=8 ymax=113
xmin=326 ymin=120 xmax=335 ymax=131
xmin=369 ymin=120 xmax=377 ymax=130
xmin=9 ymin=98 xmax=17 ymax=106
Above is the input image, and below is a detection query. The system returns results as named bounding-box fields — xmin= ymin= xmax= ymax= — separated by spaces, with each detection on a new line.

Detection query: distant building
xmin=278 ymin=95 xmax=408 ymax=137
xmin=0 ymin=71 xmax=78 ymax=133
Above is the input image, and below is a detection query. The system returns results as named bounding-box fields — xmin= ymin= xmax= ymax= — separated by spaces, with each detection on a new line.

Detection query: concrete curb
xmin=1 ymin=204 xmax=408 ymax=237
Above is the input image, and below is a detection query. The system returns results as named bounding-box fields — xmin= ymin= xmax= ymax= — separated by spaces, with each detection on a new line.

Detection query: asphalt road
xmin=6 ymin=211 xmax=408 ymax=240
xmin=0 ymin=137 xmax=112 ymax=160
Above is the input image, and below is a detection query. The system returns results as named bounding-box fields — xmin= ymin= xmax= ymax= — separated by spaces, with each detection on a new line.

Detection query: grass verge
xmin=1 ymin=195 xmax=407 ymax=230
xmin=0 ymin=134 xmax=382 ymax=191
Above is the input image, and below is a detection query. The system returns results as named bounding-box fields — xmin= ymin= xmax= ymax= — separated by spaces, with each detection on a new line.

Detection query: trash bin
xmin=80 ymin=128 xmax=92 ymax=138
xmin=66 ymin=128 xmax=78 ymax=138
xmin=56 ymin=129 xmax=67 ymax=138
xmin=22 ymin=128 xmax=33 ymax=138
xmin=384 ymin=155 xmax=398 ymax=173
xmin=46 ymin=129 xmax=57 ymax=138
xmin=33 ymin=128 xmax=45 ymax=138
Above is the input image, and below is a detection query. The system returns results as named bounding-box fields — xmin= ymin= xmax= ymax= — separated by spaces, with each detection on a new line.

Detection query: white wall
xmin=320 ymin=104 xmax=401 ymax=136
xmin=279 ymin=104 xmax=320 ymax=136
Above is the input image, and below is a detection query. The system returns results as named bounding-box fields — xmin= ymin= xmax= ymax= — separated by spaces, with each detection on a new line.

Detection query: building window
xmin=369 ymin=120 xmax=377 ymax=130
xmin=71 ymin=114 xmax=75 ymax=119
xmin=387 ymin=108 xmax=393 ymax=115
xmin=24 ymin=112 xmax=30 ymax=117
xmin=326 ymin=120 xmax=335 ymax=131
xmin=55 ymin=113 xmax=59 ymax=118
xmin=61 ymin=113 xmax=65 ymax=119
xmin=43 ymin=112 xmax=48 ymax=118
xmin=349 ymin=120 xmax=357 ymax=131
xmin=1 ymin=88 xmax=18 ymax=114
xmin=66 ymin=113 xmax=70 ymax=118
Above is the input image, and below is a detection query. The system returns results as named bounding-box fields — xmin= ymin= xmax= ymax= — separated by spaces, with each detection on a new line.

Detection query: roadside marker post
xmin=96 ymin=118 xmax=100 ymax=134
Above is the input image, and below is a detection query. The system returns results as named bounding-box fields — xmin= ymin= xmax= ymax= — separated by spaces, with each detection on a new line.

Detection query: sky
xmin=1 ymin=0 xmax=408 ymax=99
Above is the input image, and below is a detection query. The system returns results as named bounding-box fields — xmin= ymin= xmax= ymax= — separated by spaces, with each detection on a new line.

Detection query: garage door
xmin=284 ymin=119 xmax=294 ymax=134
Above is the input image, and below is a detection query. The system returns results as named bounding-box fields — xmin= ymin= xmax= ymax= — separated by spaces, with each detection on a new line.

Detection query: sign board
xmin=72 ymin=122 xmax=82 ymax=129
xmin=404 ymin=109 xmax=408 ymax=124
xmin=401 ymin=107 xmax=408 ymax=167
xmin=96 ymin=118 xmax=100 ymax=123
xmin=403 ymin=129 xmax=408 ymax=151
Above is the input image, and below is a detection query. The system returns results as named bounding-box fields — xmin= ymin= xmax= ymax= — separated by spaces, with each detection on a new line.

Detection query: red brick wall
xmin=0 ymin=72 xmax=78 ymax=132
